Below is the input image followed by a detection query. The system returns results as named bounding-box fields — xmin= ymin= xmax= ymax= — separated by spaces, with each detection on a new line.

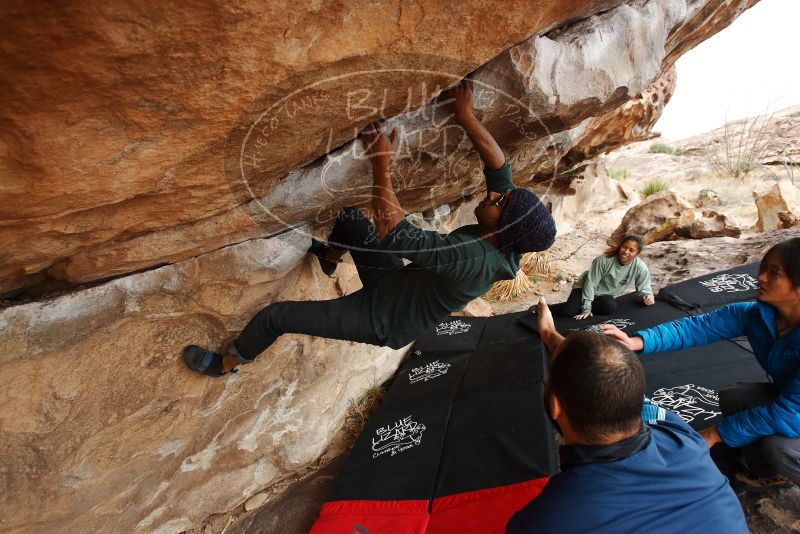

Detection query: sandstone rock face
xmin=753 ymin=181 xmax=800 ymax=232
xmin=243 ymin=493 xmax=268 ymax=513
xmin=675 ymin=106 xmax=800 ymax=172
xmin=0 ymin=229 xmax=408 ymax=533
xmin=0 ymin=0 xmax=757 ymax=295
xmin=0 ymin=1 xmax=764 ymax=533
xmin=0 ymin=0 xmax=624 ymax=295
xmin=226 ymin=459 xmax=344 ymax=534
xmin=542 ymin=161 xmax=635 ymax=234
xmin=562 ymin=67 xmax=677 ymax=164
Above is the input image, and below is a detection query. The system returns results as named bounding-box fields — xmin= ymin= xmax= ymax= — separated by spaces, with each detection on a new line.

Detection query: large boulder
xmin=0 ymin=0 xmax=757 ymax=295
xmin=609 ymin=191 xmax=695 ymax=245
xmin=610 ymin=192 xmax=741 ymax=244
xmin=675 ymin=209 xmax=741 ymax=240
xmin=753 ymin=181 xmax=800 ymax=232
xmin=0 ymin=229 xmax=408 ymax=533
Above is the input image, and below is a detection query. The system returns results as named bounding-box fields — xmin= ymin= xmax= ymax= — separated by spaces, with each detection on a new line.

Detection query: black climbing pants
xmin=719 ymin=382 xmax=800 ymax=484
xmin=231 ymin=208 xmax=404 ymax=361
xmin=550 ymin=288 xmax=618 ymax=318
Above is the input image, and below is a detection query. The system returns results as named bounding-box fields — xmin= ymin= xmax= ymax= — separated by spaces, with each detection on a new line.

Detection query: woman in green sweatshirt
xmin=552 ymin=235 xmax=655 ymax=320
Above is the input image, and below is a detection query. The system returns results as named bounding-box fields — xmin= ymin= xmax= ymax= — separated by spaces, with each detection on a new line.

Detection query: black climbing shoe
xmin=310 ymin=238 xmax=342 ymax=276
xmin=183 ymin=345 xmax=238 ymax=377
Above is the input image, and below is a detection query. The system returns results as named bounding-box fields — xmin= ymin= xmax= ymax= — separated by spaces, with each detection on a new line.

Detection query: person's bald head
xmin=547 ymin=331 xmax=645 ymax=443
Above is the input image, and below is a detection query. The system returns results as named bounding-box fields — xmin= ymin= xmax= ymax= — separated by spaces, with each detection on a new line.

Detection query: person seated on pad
xmin=551 ymin=235 xmax=654 ymax=320
xmin=601 ymin=237 xmax=800 ymax=490
xmin=507 ymin=298 xmax=747 ymax=534
xmin=183 ymin=80 xmax=556 ymax=376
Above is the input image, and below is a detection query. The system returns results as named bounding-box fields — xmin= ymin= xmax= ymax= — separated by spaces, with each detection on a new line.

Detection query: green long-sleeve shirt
xmin=370 ymin=163 xmax=519 ymax=349
xmin=575 ymin=255 xmax=653 ymax=312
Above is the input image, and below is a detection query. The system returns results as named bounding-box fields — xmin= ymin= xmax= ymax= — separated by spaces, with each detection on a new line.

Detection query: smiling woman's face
xmin=617 ymin=240 xmax=641 ymax=265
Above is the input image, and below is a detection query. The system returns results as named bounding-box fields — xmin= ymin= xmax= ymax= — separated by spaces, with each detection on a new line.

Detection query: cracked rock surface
xmin=1 ymin=0 xmax=755 ymax=295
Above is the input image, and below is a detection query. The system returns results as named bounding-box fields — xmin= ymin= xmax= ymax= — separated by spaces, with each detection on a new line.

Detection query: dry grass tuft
xmin=342 ymin=381 xmax=387 ymax=439
xmin=484 ymin=269 xmax=537 ymax=301
xmin=519 ymin=251 xmax=554 ymax=276
xmin=711 ymin=111 xmax=775 ymax=180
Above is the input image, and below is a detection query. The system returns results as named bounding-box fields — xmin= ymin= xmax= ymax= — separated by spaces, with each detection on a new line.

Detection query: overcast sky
xmin=655 ymin=0 xmax=799 ymax=140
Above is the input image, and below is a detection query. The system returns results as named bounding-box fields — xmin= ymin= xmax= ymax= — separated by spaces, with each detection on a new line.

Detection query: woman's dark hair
xmin=762 ymin=237 xmax=800 ymax=288
xmin=604 ymin=235 xmax=644 ymax=258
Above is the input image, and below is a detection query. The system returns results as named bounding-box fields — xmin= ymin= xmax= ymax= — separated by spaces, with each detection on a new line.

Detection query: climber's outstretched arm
xmin=361 ymin=121 xmax=405 ymax=240
xmin=448 ymin=80 xmax=505 ymax=170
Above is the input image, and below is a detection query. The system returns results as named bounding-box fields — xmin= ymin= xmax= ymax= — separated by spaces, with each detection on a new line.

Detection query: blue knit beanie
xmin=497 ymin=189 xmax=556 ymax=254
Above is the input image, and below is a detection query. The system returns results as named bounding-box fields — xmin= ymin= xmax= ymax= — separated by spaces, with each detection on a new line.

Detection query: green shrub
xmin=640 ymin=179 xmax=670 ymax=197
xmin=648 ymin=142 xmax=682 ymax=155
xmin=608 ymin=167 xmax=630 ymax=181
xmin=648 ymin=142 xmax=672 ymax=154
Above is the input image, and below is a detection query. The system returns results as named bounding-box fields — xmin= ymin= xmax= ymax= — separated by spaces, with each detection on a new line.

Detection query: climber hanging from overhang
xmin=183 ymin=80 xmax=556 ymax=376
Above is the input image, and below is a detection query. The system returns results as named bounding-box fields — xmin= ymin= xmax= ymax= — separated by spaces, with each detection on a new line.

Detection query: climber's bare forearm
xmin=372 ymin=169 xmax=404 ymax=239
xmin=540 ymin=329 xmax=565 ymax=363
xmin=454 ymin=111 xmax=505 ymax=170
xmin=360 ymin=121 xmax=404 ymax=238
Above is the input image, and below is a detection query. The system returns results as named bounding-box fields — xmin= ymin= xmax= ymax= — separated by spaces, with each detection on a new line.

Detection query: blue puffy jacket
xmin=637 ymin=302 xmax=800 ymax=447
xmin=506 ymin=409 xmax=747 ymax=534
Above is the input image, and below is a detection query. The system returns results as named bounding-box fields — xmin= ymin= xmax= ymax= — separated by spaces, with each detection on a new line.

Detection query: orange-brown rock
xmin=562 ymin=68 xmax=677 ymax=165
xmin=753 ymin=181 xmax=800 ymax=232
xmin=675 ymin=209 xmax=741 ymax=240
xmin=609 ymin=191 xmax=696 ymax=245
xmin=611 ymin=191 xmax=742 ymax=245
xmin=0 ymin=0 xmax=757 ymax=295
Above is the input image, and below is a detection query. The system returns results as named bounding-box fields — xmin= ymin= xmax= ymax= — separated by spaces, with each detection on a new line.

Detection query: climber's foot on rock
xmin=310 ymin=238 xmax=345 ymax=276
xmin=183 ymin=345 xmax=239 ymax=376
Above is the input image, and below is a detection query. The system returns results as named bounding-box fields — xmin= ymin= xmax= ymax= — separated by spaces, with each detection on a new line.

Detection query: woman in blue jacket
xmin=601 ymin=237 xmax=800 ymax=485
